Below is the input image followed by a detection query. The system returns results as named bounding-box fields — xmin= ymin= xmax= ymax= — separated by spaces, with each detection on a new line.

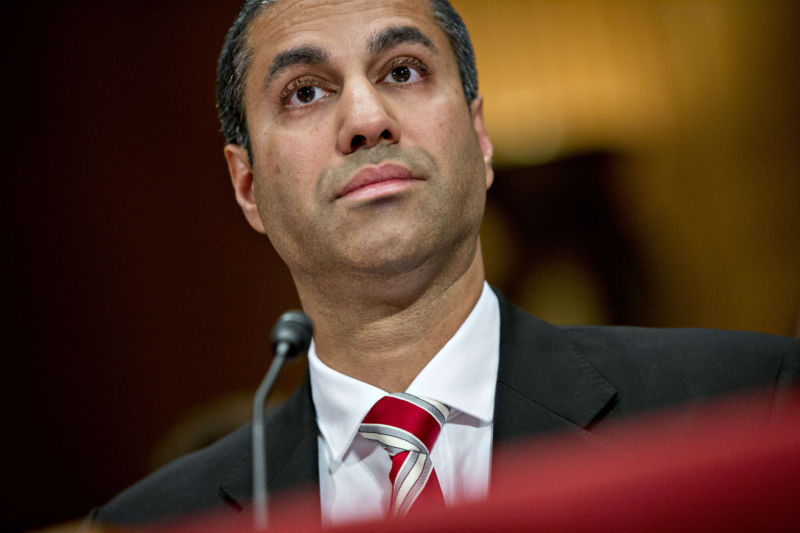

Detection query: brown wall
xmin=8 ymin=2 xmax=300 ymax=530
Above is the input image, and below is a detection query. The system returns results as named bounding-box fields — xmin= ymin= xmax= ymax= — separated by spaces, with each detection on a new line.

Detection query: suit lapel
xmin=217 ymin=291 xmax=617 ymax=514
xmin=493 ymin=290 xmax=618 ymax=445
xmin=220 ymin=375 xmax=320 ymax=519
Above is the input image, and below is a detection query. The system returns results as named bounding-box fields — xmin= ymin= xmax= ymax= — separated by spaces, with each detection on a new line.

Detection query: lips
xmin=334 ymin=163 xmax=422 ymax=200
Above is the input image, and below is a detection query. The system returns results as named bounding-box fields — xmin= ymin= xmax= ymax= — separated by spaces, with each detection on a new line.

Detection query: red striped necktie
xmin=358 ymin=393 xmax=450 ymax=517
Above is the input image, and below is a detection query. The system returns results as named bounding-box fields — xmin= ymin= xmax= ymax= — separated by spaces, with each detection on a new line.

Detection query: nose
xmin=336 ymin=78 xmax=400 ymax=155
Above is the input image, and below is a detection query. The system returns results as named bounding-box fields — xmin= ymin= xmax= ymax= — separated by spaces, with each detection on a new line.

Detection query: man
xmin=92 ymin=0 xmax=799 ymax=528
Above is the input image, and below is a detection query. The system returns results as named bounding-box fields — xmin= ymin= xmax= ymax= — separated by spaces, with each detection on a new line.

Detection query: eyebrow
xmin=264 ymin=45 xmax=329 ymax=88
xmin=368 ymin=25 xmax=438 ymax=55
xmin=261 ymin=26 xmax=437 ymax=91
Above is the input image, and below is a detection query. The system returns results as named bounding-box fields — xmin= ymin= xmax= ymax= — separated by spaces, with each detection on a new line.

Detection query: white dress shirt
xmin=308 ymin=282 xmax=500 ymax=525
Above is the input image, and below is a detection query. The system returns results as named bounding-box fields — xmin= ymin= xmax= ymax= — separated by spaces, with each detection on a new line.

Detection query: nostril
xmin=351 ymin=135 xmax=366 ymax=150
xmin=380 ymin=129 xmax=392 ymax=140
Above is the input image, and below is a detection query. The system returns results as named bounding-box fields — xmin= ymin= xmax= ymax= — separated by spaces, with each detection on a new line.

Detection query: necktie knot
xmin=358 ymin=393 xmax=449 ymax=517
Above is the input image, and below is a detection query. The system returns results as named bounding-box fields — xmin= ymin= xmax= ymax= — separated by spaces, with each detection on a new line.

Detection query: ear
xmin=470 ymin=95 xmax=494 ymax=190
xmin=224 ymin=144 xmax=266 ymax=234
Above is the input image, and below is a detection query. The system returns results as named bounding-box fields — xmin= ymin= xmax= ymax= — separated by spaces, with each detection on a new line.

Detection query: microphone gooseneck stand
xmin=252 ymin=311 xmax=313 ymax=531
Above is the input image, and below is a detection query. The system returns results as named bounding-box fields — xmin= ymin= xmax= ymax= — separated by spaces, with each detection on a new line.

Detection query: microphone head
xmin=270 ymin=310 xmax=313 ymax=359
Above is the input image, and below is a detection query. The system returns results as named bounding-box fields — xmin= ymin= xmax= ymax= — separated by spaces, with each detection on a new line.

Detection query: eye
xmin=380 ymin=59 xmax=427 ymax=84
xmin=282 ymin=80 xmax=334 ymax=108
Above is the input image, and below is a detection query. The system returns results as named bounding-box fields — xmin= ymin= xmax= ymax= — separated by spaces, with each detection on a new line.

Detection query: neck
xmin=295 ymin=240 xmax=486 ymax=392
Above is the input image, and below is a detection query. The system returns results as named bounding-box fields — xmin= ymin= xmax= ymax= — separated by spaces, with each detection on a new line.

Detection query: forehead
xmin=245 ymin=0 xmax=443 ymax=64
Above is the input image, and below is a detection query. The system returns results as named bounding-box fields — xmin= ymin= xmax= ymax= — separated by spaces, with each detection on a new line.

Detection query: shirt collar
xmin=406 ymin=283 xmax=499 ymax=422
xmin=309 ymin=282 xmax=500 ymax=462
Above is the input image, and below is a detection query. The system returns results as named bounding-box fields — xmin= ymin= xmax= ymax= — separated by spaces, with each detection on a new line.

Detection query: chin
xmin=347 ymin=249 xmax=427 ymax=276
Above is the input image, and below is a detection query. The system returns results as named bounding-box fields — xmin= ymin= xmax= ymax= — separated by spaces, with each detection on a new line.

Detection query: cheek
xmin=424 ymin=104 xmax=484 ymax=178
xmin=256 ymin=133 xmax=317 ymax=205
xmin=252 ymin=135 xmax=329 ymax=252
xmin=414 ymin=91 xmax=473 ymax=145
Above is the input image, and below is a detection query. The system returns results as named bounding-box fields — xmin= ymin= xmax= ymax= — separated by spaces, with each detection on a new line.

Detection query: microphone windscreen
xmin=269 ymin=310 xmax=313 ymax=358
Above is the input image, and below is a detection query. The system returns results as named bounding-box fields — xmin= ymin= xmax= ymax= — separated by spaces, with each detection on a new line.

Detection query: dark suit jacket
xmin=92 ymin=292 xmax=799 ymax=527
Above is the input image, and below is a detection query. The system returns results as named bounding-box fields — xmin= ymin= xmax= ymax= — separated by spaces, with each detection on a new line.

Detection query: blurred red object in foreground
xmin=141 ymin=391 xmax=799 ymax=533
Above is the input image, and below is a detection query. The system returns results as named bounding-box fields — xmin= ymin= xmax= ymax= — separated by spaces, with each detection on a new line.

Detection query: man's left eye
xmin=382 ymin=65 xmax=424 ymax=84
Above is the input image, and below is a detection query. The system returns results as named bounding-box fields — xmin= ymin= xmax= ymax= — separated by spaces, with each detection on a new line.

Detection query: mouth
xmin=334 ymin=163 xmax=423 ymax=201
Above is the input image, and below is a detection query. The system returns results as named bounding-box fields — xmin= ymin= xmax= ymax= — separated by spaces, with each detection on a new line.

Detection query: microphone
xmin=252 ymin=311 xmax=313 ymax=531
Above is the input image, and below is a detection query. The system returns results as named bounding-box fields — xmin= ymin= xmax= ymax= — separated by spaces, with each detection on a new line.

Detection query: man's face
xmin=226 ymin=0 xmax=493 ymax=282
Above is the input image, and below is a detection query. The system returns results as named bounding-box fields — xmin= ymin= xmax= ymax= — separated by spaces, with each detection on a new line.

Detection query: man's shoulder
xmin=495 ymin=290 xmax=799 ymax=412
xmin=564 ymin=323 xmax=798 ymax=409
xmin=562 ymin=322 xmax=797 ymax=358
xmin=560 ymin=322 xmax=798 ymax=371
xmin=496 ymin=288 xmax=797 ymax=371
xmin=91 ymin=422 xmax=252 ymax=527
xmin=91 ymin=376 xmax=318 ymax=528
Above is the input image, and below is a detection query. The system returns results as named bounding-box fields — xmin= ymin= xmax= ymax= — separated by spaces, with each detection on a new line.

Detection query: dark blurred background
xmin=5 ymin=1 xmax=799 ymax=531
